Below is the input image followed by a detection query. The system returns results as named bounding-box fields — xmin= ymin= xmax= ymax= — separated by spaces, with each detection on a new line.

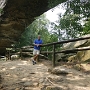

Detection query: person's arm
xmin=33 ymin=43 xmax=39 ymax=46
xmin=33 ymin=43 xmax=36 ymax=46
xmin=33 ymin=40 xmax=37 ymax=46
xmin=33 ymin=40 xmax=39 ymax=47
xmin=38 ymin=43 xmax=42 ymax=46
xmin=38 ymin=40 xmax=43 ymax=46
xmin=33 ymin=39 xmax=43 ymax=47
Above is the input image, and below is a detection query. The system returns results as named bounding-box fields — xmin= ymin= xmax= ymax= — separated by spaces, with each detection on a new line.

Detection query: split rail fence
xmin=20 ymin=36 xmax=90 ymax=67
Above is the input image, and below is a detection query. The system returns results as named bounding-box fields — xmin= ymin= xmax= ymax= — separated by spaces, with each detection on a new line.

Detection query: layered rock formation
xmin=0 ymin=0 xmax=48 ymax=52
xmin=62 ymin=34 xmax=90 ymax=62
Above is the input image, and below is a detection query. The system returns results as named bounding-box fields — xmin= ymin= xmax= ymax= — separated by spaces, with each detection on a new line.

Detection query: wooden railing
xmin=40 ymin=36 xmax=90 ymax=67
xmin=20 ymin=36 xmax=90 ymax=67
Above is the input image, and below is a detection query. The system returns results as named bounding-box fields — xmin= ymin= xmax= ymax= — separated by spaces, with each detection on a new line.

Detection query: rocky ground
xmin=0 ymin=58 xmax=90 ymax=90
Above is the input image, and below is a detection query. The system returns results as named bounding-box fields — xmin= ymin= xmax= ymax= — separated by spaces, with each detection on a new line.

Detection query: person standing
xmin=32 ymin=35 xmax=43 ymax=65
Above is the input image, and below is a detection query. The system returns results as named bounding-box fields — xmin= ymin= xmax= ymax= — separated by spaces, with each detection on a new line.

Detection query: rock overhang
xmin=0 ymin=0 xmax=67 ymax=54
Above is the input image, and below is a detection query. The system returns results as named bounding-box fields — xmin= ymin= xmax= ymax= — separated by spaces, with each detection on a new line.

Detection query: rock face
xmin=0 ymin=0 xmax=49 ymax=54
xmin=62 ymin=34 xmax=90 ymax=62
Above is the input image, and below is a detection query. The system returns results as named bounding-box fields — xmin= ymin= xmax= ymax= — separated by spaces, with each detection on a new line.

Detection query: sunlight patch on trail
xmin=17 ymin=61 xmax=29 ymax=66
xmin=22 ymin=78 xmax=31 ymax=81
xmin=10 ymin=66 xmax=16 ymax=69
xmin=0 ymin=68 xmax=7 ymax=72
xmin=2 ymin=62 xmax=11 ymax=65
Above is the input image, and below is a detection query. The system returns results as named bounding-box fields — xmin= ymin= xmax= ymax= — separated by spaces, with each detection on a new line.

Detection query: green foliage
xmin=48 ymin=0 xmax=67 ymax=8
xmin=18 ymin=14 xmax=58 ymax=49
xmin=52 ymin=0 xmax=90 ymax=39
xmin=65 ymin=0 xmax=90 ymax=18
xmin=0 ymin=8 xmax=3 ymax=12
xmin=60 ymin=14 xmax=83 ymax=39
xmin=83 ymin=20 xmax=90 ymax=34
xmin=18 ymin=27 xmax=35 ymax=47
xmin=0 ymin=8 xmax=4 ymax=15
xmin=48 ymin=0 xmax=90 ymax=40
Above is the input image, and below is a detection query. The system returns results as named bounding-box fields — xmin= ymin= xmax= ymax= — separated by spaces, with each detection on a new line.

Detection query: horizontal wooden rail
xmin=42 ymin=36 xmax=90 ymax=46
xmin=21 ymin=50 xmax=33 ymax=52
xmin=21 ymin=36 xmax=90 ymax=49
xmin=55 ymin=46 xmax=90 ymax=54
xmin=21 ymin=46 xmax=33 ymax=49
xmin=41 ymin=46 xmax=90 ymax=54
xmin=41 ymin=51 xmax=53 ymax=54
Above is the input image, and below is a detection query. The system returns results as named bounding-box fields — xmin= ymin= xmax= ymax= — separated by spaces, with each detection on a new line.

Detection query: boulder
xmin=50 ymin=66 xmax=71 ymax=75
xmin=11 ymin=54 xmax=19 ymax=60
xmin=61 ymin=34 xmax=90 ymax=62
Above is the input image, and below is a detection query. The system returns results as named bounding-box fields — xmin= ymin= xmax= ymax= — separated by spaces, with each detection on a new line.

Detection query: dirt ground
xmin=0 ymin=58 xmax=90 ymax=90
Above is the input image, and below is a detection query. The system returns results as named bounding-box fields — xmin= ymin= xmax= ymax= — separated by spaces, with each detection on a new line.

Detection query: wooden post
xmin=52 ymin=44 xmax=55 ymax=67
xmin=8 ymin=50 xmax=11 ymax=60
xmin=20 ymin=49 xmax=22 ymax=60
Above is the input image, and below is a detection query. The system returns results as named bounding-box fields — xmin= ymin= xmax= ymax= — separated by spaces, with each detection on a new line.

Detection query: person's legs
xmin=33 ymin=49 xmax=40 ymax=64
xmin=33 ymin=54 xmax=38 ymax=61
xmin=34 ymin=50 xmax=40 ymax=62
xmin=32 ymin=49 xmax=36 ymax=65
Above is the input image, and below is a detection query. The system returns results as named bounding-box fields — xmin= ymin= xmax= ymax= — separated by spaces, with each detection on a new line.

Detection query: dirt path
xmin=0 ymin=59 xmax=90 ymax=90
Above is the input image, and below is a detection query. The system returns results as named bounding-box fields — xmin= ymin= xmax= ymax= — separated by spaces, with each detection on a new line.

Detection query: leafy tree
xmin=82 ymin=20 xmax=90 ymax=34
xmin=65 ymin=0 xmax=90 ymax=17
xmin=49 ymin=22 xmax=63 ymax=41
xmin=50 ymin=0 xmax=90 ymax=39
xmin=60 ymin=14 xmax=83 ymax=39
xmin=18 ymin=14 xmax=56 ymax=48
xmin=48 ymin=0 xmax=67 ymax=8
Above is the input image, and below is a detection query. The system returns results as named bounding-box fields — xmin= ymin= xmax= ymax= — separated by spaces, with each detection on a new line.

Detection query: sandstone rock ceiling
xmin=0 ymin=0 xmax=67 ymax=54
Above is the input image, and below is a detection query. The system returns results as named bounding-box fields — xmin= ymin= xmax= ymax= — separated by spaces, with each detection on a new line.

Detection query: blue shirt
xmin=34 ymin=39 xmax=43 ymax=50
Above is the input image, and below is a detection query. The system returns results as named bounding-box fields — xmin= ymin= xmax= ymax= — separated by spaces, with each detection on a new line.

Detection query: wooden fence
xmin=20 ymin=36 xmax=90 ymax=67
xmin=41 ymin=36 xmax=90 ymax=67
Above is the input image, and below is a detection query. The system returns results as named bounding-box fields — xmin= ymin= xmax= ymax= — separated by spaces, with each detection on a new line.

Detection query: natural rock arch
xmin=0 ymin=0 xmax=67 ymax=54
